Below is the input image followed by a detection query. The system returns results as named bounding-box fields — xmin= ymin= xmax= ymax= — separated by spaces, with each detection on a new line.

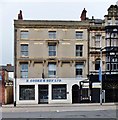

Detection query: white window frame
xmin=75 ymin=31 xmax=83 ymax=39
xmin=48 ymin=44 xmax=56 ymax=56
xmin=21 ymin=44 xmax=28 ymax=57
xmin=20 ymin=31 xmax=29 ymax=39
xmin=48 ymin=63 xmax=56 ymax=78
xmin=76 ymin=63 xmax=84 ymax=78
xmin=20 ymin=63 xmax=28 ymax=78
xmin=48 ymin=31 xmax=56 ymax=39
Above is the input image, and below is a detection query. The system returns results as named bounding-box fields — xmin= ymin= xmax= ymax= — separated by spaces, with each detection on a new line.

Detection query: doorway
xmin=38 ymin=85 xmax=48 ymax=104
xmin=72 ymin=84 xmax=81 ymax=103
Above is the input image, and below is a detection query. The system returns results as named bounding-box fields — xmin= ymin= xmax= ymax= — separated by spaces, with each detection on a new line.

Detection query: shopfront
xmin=16 ymin=78 xmax=88 ymax=104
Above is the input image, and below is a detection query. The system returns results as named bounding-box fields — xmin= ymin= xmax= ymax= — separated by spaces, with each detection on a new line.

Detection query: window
xmin=20 ymin=31 xmax=29 ymax=39
xmin=48 ymin=63 xmax=56 ymax=77
xmin=76 ymin=45 xmax=83 ymax=56
xmin=95 ymin=35 xmax=101 ymax=47
xmin=48 ymin=31 xmax=56 ymax=39
xmin=21 ymin=44 xmax=28 ymax=57
xmin=48 ymin=44 xmax=56 ymax=56
xmin=52 ymin=84 xmax=67 ymax=99
xmin=95 ymin=58 xmax=100 ymax=70
xmin=76 ymin=62 xmax=84 ymax=77
xmin=19 ymin=85 xmax=35 ymax=100
xmin=20 ymin=63 xmax=28 ymax=78
xmin=75 ymin=31 xmax=83 ymax=39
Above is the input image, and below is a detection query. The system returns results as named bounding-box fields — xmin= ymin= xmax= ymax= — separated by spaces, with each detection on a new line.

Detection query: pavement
xmin=2 ymin=102 xmax=117 ymax=108
xmin=1 ymin=103 xmax=118 ymax=119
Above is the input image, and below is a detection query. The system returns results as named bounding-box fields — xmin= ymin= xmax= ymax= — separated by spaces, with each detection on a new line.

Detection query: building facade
xmin=14 ymin=4 xmax=118 ymax=105
xmin=0 ymin=64 xmax=14 ymax=105
xmin=14 ymin=9 xmax=91 ymax=105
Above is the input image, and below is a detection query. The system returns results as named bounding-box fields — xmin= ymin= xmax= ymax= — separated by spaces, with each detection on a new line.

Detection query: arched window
xmin=95 ymin=58 xmax=100 ymax=70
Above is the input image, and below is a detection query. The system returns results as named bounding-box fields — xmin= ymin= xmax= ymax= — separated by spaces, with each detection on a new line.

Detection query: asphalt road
xmin=1 ymin=103 xmax=118 ymax=119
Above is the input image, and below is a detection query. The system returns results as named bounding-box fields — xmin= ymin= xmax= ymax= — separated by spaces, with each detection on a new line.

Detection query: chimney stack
xmin=80 ymin=8 xmax=87 ymax=21
xmin=18 ymin=10 xmax=23 ymax=20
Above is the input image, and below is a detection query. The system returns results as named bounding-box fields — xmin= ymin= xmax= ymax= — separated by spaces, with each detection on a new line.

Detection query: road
xmin=1 ymin=103 xmax=118 ymax=119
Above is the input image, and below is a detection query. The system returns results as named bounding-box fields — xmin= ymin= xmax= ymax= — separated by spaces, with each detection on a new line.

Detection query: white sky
xmin=0 ymin=0 xmax=117 ymax=65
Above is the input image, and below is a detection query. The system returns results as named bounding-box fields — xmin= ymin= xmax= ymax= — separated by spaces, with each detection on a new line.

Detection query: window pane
xmin=49 ymin=31 xmax=56 ymax=39
xmin=20 ymin=31 xmax=29 ymax=39
xmin=76 ymin=62 xmax=84 ymax=77
xmin=48 ymin=63 xmax=56 ymax=77
xmin=21 ymin=44 xmax=28 ymax=56
xmin=52 ymin=85 xmax=67 ymax=99
xmin=95 ymin=59 xmax=100 ymax=70
xmin=21 ymin=63 xmax=28 ymax=78
xmin=76 ymin=45 xmax=83 ymax=56
xmin=76 ymin=31 xmax=83 ymax=39
xmin=48 ymin=45 xmax=56 ymax=56
xmin=19 ymin=85 xmax=35 ymax=100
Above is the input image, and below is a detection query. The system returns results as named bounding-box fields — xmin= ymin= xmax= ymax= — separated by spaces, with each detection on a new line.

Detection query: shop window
xmin=48 ymin=63 xmax=56 ymax=77
xmin=21 ymin=44 xmax=28 ymax=57
xmin=48 ymin=31 xmax=56 ymax=39
xmin=48 ymin=44 xmax=56 ymax=56
xmin=76 ymin=62 xmax=84 ymax=77
xmin=75 ymin=31 xmax=83 ymax=39
xmin=52 ymin=84 xmax=67 ymax=99
xmin=20 ymin=63 xmax=28 ymax=78
xmin=20 ymin=31 xmax=29 ymax=39
xmin=76 ymin=45 xmax=83 ymax=56
xmin=19 ymin=85 xmax=35 ymax=100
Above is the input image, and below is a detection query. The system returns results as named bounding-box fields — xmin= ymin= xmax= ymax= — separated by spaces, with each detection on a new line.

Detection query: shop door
xmin=38 ymin=85 xmax=48 ymax=104
xmin=72 ymin=84 xmax=81 ymax=103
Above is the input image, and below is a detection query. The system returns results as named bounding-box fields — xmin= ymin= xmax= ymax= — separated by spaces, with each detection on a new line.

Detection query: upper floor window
xmin=76 ymin=62 xmax=84 ymax=78
xmin=48 ymin=31 xmax=56 ymax=39
xmin=21 ymin=44 xmax=28 ymax=57
xmin=75 ymin=31 xmax=83 ymax=39
xmin=76 ymin=45 xmax=83 ymax=56
xmin=20 ymin=63 xmax=28 ymax=78
xmin=48 ymin=44 xmax=56 ymax=56
xmin=95 ymin=58 xmax=100 ymax=70
xmin=48 ymin=63 xmax=56 ymax=78
xmin=95 ymin=35 xmax=101 ymax=47
xmin=20 ymin=31 xmax=29 ymax=39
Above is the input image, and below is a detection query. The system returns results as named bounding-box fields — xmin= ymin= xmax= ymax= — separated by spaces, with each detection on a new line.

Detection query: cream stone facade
xmin=14 ymin=19 xmax=90 ymax=105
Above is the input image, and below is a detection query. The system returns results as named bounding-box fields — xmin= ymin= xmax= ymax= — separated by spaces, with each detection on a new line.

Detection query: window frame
xmin=19 ymin=85 xmax=35 ymax=100
xmin=20 ymin=63 xmax=28 ymax=78
xmin=76 ymin=45 xmax=83 ymax=56
xmin=75 ymin=31 xmax=83 ymax=39
xmin=48 ymin=63 xmax=56 ymax=78
xmin=48 ymin=44 xmax=56 ymax=56
xmin=76 ymin=62 xmax=84 ymax=78
xmin=52 ymin=84 xmax=67 ymax=100
xmin=20 ymin=31 xmax=29 ymax=39
xmin=48 ymin=31 xmax=56 ymax=39
xmin=21 ymin=44 xmax=28 ymax=57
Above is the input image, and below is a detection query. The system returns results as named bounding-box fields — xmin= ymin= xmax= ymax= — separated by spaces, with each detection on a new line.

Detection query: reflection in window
xmin=48 ymin=31 xmax=56 ymax=39
xmin=52 ymin=84 xmax=67 ymax=99
xmin=95 ymin=58 xmax=100 ymax=70
xmin=75 ymin=31 xmax=83 ymax=39
xmin=20 ymin=63 xmax=28 ymax=78
xmin=19 ymin=85 xmax=35 ymax=100
xmin=20 ymin=31 xmax=29 ymax=39
xmin=48 ymin=44 xmax=56 ymax=56
xmin=48 ymin=63 xmax=56 ymax=77
xmin=76 ymin=62 xmax=84 ymax=77
xmin=76 ymin=45 xmax=83 ymax=56
xmin=21 ymin=44 xmax=28 ymax=57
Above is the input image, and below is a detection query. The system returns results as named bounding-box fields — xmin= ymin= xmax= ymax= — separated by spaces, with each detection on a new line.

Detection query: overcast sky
xmin=0 ymin=0 xmax=117 ymax=65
